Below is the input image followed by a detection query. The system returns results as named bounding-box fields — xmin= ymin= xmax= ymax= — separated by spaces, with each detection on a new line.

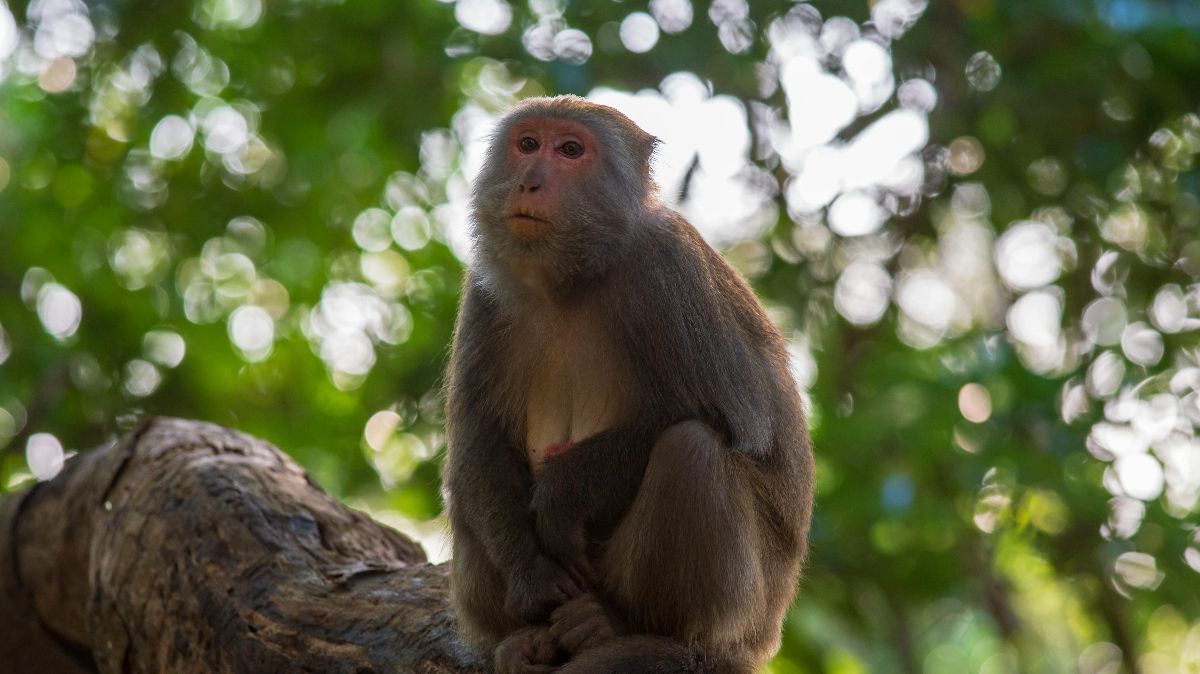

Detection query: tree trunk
xmin=0 ymin=417 xmax=487 ymax=674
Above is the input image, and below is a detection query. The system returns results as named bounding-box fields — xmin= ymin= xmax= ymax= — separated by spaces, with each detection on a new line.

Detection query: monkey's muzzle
xmin=506 ymin=214 xmax=554 ymax=242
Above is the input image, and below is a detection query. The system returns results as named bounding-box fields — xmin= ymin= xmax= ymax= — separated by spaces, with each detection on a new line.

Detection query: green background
xmin=2 ymin=0 xmax=1199 ymax=671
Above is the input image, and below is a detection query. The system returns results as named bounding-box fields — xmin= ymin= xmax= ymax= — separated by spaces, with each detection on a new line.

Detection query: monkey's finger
xmin=560 ymin=562 xmax=589 ymax=595
xmin=568 ymin=544 xmax=594 ymax=589
xmin=559 ymin=581 xmax=582 ymax=602
xmin=549 ymin=618 xmax=584 ymax=651
xmin=555 ymin=617 xmax=612 ymax=653
xmin=548 ymin=610 xmax=580 ymax=640
xmin=497 ymin=655 xmax=552 ymax=674
xmin=549 ymin=594 xmax=602 ymax=637
xmin=577 ymin=556 xmax=600 ymax=587
xmin=564 ymin=554 xmax=599 ymax=592
xmin=545 ymin=548 xmax=587 ymax=593
xmin=530 ymin=631 xmax=558 ymax=663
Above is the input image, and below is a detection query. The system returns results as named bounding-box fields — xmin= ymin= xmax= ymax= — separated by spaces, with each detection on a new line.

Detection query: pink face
xmin=503 ymin=117 xmax=599 ymax=242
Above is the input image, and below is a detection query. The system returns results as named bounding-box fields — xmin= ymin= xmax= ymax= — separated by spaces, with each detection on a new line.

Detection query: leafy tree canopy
xmin=1 ymin=0 xmax=1198 ymax=670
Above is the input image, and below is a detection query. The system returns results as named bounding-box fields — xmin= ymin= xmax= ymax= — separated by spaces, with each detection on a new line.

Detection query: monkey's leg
xmin=596 ymin=420 xmax=768 ymax=670
xmin=449 ymin=525 xmax=523 ymax=645
xmin=549 ymin=597 xmax=742 ymax=673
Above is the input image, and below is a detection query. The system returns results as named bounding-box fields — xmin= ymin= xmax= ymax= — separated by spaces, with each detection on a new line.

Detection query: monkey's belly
xmin=525 ymin=356 xmax=624 ymax=471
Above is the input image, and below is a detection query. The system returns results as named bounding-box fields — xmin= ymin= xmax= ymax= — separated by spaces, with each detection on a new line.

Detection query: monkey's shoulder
xmin=618 ymin=212 xmax=774 ymax=333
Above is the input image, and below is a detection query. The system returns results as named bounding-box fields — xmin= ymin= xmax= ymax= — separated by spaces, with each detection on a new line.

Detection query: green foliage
xmin=2 ymin=0 xmax=1199 ymax=670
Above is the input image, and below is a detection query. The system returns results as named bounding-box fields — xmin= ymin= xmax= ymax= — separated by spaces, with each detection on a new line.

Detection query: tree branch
xmin=0 ymin=417 xmax=487 ymax=674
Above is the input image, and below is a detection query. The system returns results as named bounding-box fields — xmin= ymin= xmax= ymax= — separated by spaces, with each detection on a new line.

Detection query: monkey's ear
xmin=638 ymin=134 xmax=661 ymax=181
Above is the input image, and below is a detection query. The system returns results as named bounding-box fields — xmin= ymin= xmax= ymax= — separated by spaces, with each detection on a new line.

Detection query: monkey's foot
xmin=549 ymin=593 xmax=623 ymax=655
xmin=494 ymin=626 xmax=560 ymax=674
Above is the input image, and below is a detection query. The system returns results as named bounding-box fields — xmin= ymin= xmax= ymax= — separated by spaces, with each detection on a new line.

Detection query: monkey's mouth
xmin=505 ymin=213 xmax=554 ymax=241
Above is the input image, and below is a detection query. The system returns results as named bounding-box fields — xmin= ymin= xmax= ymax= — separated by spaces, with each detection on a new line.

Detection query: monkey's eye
xmin=518 ymin=137 xmax=539 ymax=154
xmin=559 ymin=141 xmax=584 ymax=158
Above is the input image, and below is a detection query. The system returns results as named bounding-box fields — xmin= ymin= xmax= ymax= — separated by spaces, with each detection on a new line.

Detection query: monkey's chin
xmin=506 ymin=215 xmax=554 ymax=242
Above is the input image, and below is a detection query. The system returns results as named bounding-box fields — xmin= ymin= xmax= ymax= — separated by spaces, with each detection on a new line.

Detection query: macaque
xmin=443 ymin=95 xmax=813 ymax=673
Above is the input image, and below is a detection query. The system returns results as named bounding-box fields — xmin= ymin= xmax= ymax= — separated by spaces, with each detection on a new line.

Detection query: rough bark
xmin=0 ymin=417 xmax=487 ymax=674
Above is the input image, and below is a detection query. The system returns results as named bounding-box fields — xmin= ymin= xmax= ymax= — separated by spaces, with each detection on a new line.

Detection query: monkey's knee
xmin=450 ymin=528 xmax=521 ymax=645
xmin=652 ymin=420 xmax=725 ymax=469
xmin=603 ymin=419 xmax=761 ymax=638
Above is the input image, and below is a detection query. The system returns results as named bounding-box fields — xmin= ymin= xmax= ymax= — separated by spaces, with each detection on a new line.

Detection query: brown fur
xmin=443 ymin=95 xmax=813 ymax=673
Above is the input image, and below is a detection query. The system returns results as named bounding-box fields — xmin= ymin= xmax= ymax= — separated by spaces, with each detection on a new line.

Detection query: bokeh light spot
xmin=38 ymin=56 xmax=76 ymax=92
xmin=649 ymin=0 xmax=693 ymax=34
xmin=0 ymin=1 xmax=17 ymax=68
xmin=392 ymin=206 xmax=433 ymax=251
xmin=1121 ymin=322 xmax=1163 ymax=366
xmin=897 ymin=78 xmax=937 ymax=113
xmin=26 ymin=433 xmax=65 ymax=481
xmin=144 ymin=330 xmax=186 ymax=368
xmin=947 ymin=136 xmax=984 ymax=175
xmin=620 ymin=12 xmax=660 ymax=53
xmin=1113 ymin=551 xmax=1163 ymax=590
xmin=0 ymin=321 xmax=9 ymax=366
xmin=365 ymin=410 xmax=402 ymax=452
xmin=1082 ymin=297 xmax=1128 ymax=347
xmin=229 ymin=305 xmax=275 ymax=362
xmin=828 ymin=191 xmax=886 ymax=237
xmin=1149 ymin=285 xmax=1188 ymax=333
xmin=150 ymin=115 xmax=195 ymax=160
xmin=965 ymin=51 xmax=1001 ymax=92
xmin=455 ymin=0 xmax=512 ymax=36
xmin=1115 ymin=453 xmax=1164 ymax=501
xmin=834 ymin=261 xmax=891 ymax=326
xmin=1006 ymin=290 xmax=1061 ymax=348
xmin=995 ymin=221 xmax=1061 ymax=290
xmin=353 ymin=208 xmax=394 ymax=253
xmin=1086 ymin=351 xmax=1125 ymax=398
xmin=553 ymin=29 xmax=593 ymax=64
xmin=123 ymin=358 xmax=162 ymax=397
xmin=1027 ymin=157 xmax=1068 ymax=196
xmin=958 ymin=383 xmax=992 ymax=423
xmin=196 ymin=0 xmax=263 ymax=30
xmin=36 ymin=282 xmax=82 ymax=340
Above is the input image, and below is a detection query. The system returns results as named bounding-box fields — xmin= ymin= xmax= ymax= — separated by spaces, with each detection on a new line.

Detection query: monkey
xmin=443 ymin=95 xmax=813 ymax=674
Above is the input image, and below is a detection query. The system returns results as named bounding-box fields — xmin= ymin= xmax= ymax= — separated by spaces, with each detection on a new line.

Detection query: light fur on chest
xmin=511 ymin=307 xmax=628 ymax=472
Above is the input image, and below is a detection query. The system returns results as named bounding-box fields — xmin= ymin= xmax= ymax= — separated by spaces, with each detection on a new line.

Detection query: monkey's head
xmin=471 ymin=96 xmax=659 ymax=285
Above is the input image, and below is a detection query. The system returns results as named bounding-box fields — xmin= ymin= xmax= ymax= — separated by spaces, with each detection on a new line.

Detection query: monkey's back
xmin=585 ymin=210 xmax=813 ymax=655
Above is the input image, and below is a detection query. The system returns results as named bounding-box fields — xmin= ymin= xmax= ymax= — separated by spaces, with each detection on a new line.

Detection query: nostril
xmin=528 ymin=184 xmax=540 ymax=193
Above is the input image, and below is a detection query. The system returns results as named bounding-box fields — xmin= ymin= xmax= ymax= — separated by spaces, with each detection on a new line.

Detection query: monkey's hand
xmin=494 ymin=626 xmax=560 ymax=674
xmin=530 ymin=481 xmax=599 ymax=589
xmin=505 ymin=554 xmax=581 ymax=623
xmin=548 ymin=593 xmax=624 ymax=655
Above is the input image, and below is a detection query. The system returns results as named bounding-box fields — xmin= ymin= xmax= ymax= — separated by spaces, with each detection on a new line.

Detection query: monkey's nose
xmin=518 ymin=181 xmax=541 ymax=194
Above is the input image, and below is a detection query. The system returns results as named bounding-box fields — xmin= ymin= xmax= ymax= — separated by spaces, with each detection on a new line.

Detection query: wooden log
xmin=0 ymin=417 xmax=487 ymax=674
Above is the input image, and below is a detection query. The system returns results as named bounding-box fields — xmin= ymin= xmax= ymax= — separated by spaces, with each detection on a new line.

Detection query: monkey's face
xmin=500 ymin=117 xmax=599 ymax=243
xmin=471 ymin=98 xmax=653 ymax=285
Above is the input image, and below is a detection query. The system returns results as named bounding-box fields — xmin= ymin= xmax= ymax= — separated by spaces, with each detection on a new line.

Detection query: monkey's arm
xmin=621 ymin=222 xmax=789 ymax=459
xmin=447 ymin=419 xmax=580 ymax=621
xmin=446 ymin=281 xmax=580 ymax=620
xmin=530 ymin=424 xmax=655 ymax=579
xmin=444 ymin=418 xmax=539 ymax=571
